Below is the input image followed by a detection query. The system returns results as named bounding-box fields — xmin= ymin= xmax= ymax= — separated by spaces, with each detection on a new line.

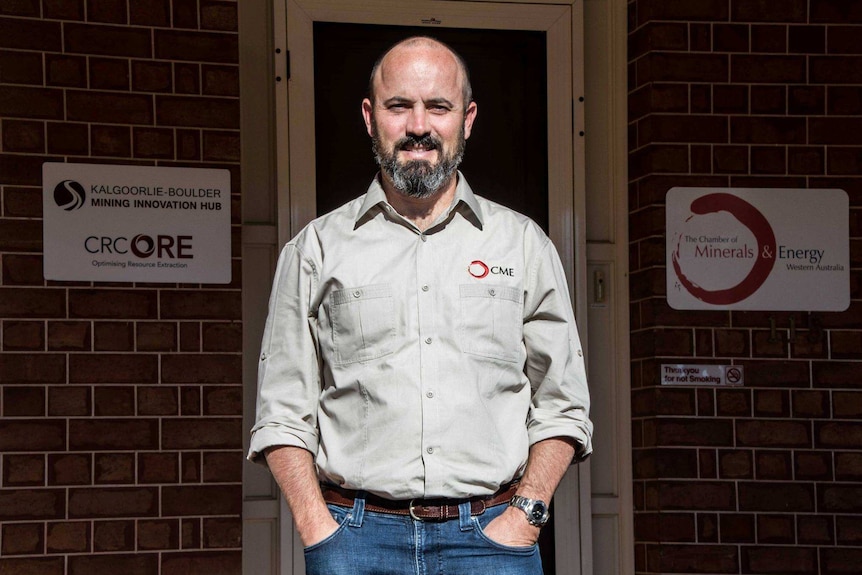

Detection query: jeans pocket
xmin=471 ymin=516 xmax=538 ymax=555
xmin=303 ymin=506 xmax=351 ymax=553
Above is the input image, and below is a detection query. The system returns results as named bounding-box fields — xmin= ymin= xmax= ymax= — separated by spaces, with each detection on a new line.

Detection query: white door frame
xmin=240 ymin=1 xmax=625 ymax=574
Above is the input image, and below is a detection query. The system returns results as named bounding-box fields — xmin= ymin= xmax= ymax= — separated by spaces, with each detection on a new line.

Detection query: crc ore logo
xmin=54 ymin=180 xmax=86 ymax=211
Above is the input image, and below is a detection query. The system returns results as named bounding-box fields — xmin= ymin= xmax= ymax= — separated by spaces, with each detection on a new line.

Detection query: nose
xmin=406 ymin=105 xmax=429 ymax=136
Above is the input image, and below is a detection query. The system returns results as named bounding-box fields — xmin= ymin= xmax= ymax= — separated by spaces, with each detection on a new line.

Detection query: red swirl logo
xmin=672 ymin=193 xmax=776 ymax=305
xmin=467 ymin=260 xmax=489 ymax=279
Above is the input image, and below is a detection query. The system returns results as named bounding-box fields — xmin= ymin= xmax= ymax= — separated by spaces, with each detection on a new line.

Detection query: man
xmin=249 ymin=36 xmax=592 ymax=574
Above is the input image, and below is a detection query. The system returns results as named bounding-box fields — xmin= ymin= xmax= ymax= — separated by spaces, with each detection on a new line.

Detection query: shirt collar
xmin=355 ymin=171 xmax=484 ymax=229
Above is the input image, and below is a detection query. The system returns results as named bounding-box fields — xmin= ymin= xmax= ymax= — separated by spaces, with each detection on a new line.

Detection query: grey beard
xmin=373 ymin=134 xmax=465 ymax=199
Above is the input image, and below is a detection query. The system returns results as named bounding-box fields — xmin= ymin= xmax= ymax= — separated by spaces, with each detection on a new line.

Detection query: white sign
xmin=661 ymin=364 xmax=744 ymax=386
xmin=43 ymin=163 xmax=231 ymax=284
xmin=667 ymin=187 xmax=849 ymax=311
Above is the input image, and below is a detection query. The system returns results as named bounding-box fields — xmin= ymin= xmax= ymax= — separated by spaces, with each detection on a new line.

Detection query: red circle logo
xmin=468 ymin=260 xmax=489 ymax=279
xmin=672 ymin=193 xmax=776 ymax=305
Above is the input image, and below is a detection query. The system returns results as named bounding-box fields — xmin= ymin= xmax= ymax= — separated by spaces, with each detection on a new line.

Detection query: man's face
xmin=362 ymin=43 xmax=477 ymax=199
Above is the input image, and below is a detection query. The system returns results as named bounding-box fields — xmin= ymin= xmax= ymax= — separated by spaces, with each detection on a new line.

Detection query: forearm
xmin=265 ymin=445 xmax=335 ymax=546
xmin=516 ymin=436 xmax=577 ymax=502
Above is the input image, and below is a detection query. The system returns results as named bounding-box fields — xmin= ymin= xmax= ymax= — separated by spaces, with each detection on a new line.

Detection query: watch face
xmin=530 ymin=502 xmax=547 ymax=522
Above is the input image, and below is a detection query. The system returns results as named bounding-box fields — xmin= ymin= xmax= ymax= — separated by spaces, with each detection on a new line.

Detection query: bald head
xmin=368 ymin=36 xmax=473 ymax=109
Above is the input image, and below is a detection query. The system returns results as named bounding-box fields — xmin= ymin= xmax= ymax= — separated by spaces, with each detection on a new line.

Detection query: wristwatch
xmin=509 ymin=494 xmax=550 ymax=527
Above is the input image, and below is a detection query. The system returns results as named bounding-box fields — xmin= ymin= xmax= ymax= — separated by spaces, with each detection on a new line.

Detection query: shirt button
xmin=426 ymin=447 xmax=434 ymax=454
xmin=426 ymin=391 xmax=434 ymax=398
xmin=489 ymin=288 xmax=496 ymax=296
xmin=577 ymin=349 xmax=583 ymax=357
xmin=422 ymin=285 xmax=429 ymax=292
xmin=353 ymin=290 xmax=361 ymax=298
xmin=424 ymin=337 xmax=432 ymax=345
xmin=260 ymin=352 xmax=267 ymax=361
xmin=420 ymin=235 xmax=427 ymax=242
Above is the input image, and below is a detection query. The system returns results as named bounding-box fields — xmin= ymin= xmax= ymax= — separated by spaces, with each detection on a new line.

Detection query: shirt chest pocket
xmin=458 ymin=284 xmax=524 ymax=363
xmin=330 ymin=284 xmax=396 ymax=365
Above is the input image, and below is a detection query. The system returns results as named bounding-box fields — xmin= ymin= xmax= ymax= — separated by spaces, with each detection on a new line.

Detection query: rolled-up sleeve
xmin=522 ymin=238 xmax=593 ymax=461
xmin=247 ymin=243 xmax=321 ymax=464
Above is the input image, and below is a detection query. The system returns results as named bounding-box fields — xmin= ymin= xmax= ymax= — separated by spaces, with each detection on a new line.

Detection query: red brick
xmin=86 ymin=0 xmax=126 ymax=23
xmin=91 ymin=124 xmax=131 ymax=157
xmin=0 ymin=0 xmax=40 ymax=16
xmin=93 ymin=321 xmax=134 ymax=351
xmin=795 ymin=451 xmax=833 ymax=480
xmin=833 ymin=391 xmax=862 ymax=417
xmin=742 ymin=546 xmax=816 ymax=574
xmin=156 ymin=96 xmax=240 ymax=129
xmin=647 ymin=544 xmax=738 ymax=573
xmin=92 ymin=520 xmax=134 ymax=551
xmin=162 ymin=485 xmax=241 ymax=516
xmin=0 ymin=219 xmax=41 ymax=251
xmin=46 ymin=521 xmax=90 ymax=553
xmin=792 ymin=390 xmax=828 ymax=417
xmin=733 ymin=0 xmax=806 ymax=22
xmin=43 ymin=0 xmax=85 ymax=20
xmin=751 ymin=146 xmax=786 ymax=174
xmin=130 ymin=0 xmax=170 ymax=26
xmin=182 ymin=451 xmax=200 ymax=482
xmin=635 ymin=512 xmax=696 ymax=542
xmin=69 ymin=419 xmax=159 ymax=450
xmin=139 ymin=519 xmax=179 ymax=550
xmin=161 ymin=417 xmax=242 ymax=449
xmin=93 ymin=386 xmax=135 ymax=416
xmin=202 ymin=65 xmax=239 ymax=97
xmin=69 ymin=353 xmax=158 ymax=383
xmin=132 ymin=60 xmax=172 ymax=92
xmin=790 ymin=25 xmax=826 ymax=53
xmin=731 ymin=116 xmax=807 ymax=145
xmin=637 ymin=53 xmax=728 ymax=85
xmin=799 ymin=514 xmax=834 ymax=545
xmin=637 ymin=0 xmax=728 ymax=23
xmin=817 ymin=422 xmax=862 ymax=448
xmin=820 ymin=484 xmax=862 ymax=513
xmin=48 ymin=383 xmax=90 ymax=418
xmin=2 ymin=454 xmax=45 ymax=486
xmin=738 ymin=482 xmax=814 ymax=511
xmin=202 ymin=451 xmax=241 ymax=483
xmin=133 ymin=127 xmax=174 ymax=158
xmin=721 ymin=513 xmax=755 ymax=543
xmin=828 ymin=87 xmax=862 ymax=115
xmin=200 ymin=1 xmax=237 ymax=31
xmin=822 ymin=548 xmax=862 ymax=575
xmin=737 ymin=420 xmax=809 ymax=448
xmin=632 ymin=388 xmax=696 ymax=417
xmin=155 ymin=30 xmax=238 ymax=63
xmin=647 ymin=481 xmax=735 ymax=511
xmin=812 ymin=56 xmax=862 ymax=84
xmin=755 ymin=451 xmax=792 ymax=479
xmin=790 ymin=87 xmax=825 ymax=115
xmin=0 ymin=489 xmax=66 ymax=520
xmin=733 ymin=55 xmax=806 ymax=83
xmin=69 ymin=487 xmax=158 ymax=518
xmin=0 ymin=154 xmax=48 ymax=185
xmin=836 ymin=516 xmax=862 ymax=545
xmin=740 ymin=360 xmax=810 ymax=387
xmin=66 ymin=91 xmax=153 ymax=124
xmin=89 ymin=57 xmax=130 ymax=90
xmin=2 ymin=386 xmax=45 ymax=416
xmin=0 ymin=49 xmax=41 ymax=84
xmin=714 ymin=146 xmax=748 ymax=174
xmin=181 ymin=517 xmax=201 ymax=548
xmin=69 ymin=553 xmax=158 ymax=575
xmin=836 ymin=452 xmax=862 ymax=481
xmin=202 ymin=517 xmax=240 ymax=548
xmin=172 ymin=0 xmax=199 ymax=28
xmin=203 ymin=386 xmax=240 ymax=415
xmin=47 ymin=121 xmax=90 ymax=154
xmin=0 ymin=86 xmax=64 ymax=120
xmin=177 ymin=130 xmax=201 ymax=160
xmin=0 ymin=558 xmax=64 ymax=575
xmin=94 ymin=452 xmax=134 ymax=484
xmin=136 ymin=322 xmax=177 ymax=351
xmin=45 ymin=54 xmax=86 ymax=87
xmin=0 ymin=17 xmax=61 ymax=50
xmin=47 ymin=322 xmax=92 ymax=351
xmin=161 ymin=354 xmax=241 ymax=383
xmin=1 ymin=522 xmax=44 ymax=554
xmin=3 ymin=187 xmax=41 ymax=219
xmin=64 ymin=23 xmax=150 ymax=57
xmin=161 ymin=551 xmax=241 ymax=575
xmin=751 ymin=24 xmax=787 ymax=52
xmin=3 ymin=320 xmax=45 ymax=350
xmin=174 ymin=62 xmax=201 ymax=94
xmin=812 ymin=0 xmax=862 ymax=23
xmin=48 ymin=453 xmax=92 ymax=485
xmin=69 ymin=289 xmax=157 ymax=319
xmin=753 ymin=389 xmax=789 ymax=416
xmin=2 ymin=119 xmax=44 ymax=152
xmin=0 ymin=353 xmax=66 ymax=383
xmin=181 ymin=386 xmax=201 ymax=415
xmin=202 ymin=130 xmax=240 ymax=161
xmin=137 ymin=386 xmax=178 ymax=415
xmin=138 ymin=452 xmax=178 ymax=483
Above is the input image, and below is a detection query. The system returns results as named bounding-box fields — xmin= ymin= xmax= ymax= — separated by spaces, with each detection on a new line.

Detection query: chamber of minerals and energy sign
xmin=666 ymin=187 xmax=848 ymax=311
xmin=43 ymin=162 xmax=231 ymax=284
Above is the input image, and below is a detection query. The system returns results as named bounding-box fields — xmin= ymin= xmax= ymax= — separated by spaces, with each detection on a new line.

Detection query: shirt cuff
xmin=247 ymin=422 xmax=319 ymax=465
xmin=527 ymin=413 xmax=593 ymax=463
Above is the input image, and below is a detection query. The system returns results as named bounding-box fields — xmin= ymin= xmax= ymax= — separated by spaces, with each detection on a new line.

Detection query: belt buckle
xmin=408 ymin=499 xmax=423 ymax=521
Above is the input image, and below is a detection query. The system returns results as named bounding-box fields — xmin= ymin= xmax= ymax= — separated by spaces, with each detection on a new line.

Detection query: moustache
xmin=396 ymin=135 xmax=441 ymax=152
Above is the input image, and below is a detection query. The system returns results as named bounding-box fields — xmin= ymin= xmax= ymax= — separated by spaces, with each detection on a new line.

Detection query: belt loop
xmin=348 ymin=492 xmax=366 ymax=527
xmin=458 ymin=501 xmax=474 ymax=532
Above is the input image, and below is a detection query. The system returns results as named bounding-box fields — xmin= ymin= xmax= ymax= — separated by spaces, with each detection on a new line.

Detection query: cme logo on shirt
xmin=467 ymin=260 xmax=515 ymax=279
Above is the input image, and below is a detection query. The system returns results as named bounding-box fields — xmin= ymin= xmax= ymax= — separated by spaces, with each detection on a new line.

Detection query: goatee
xmin=372 ymin=129 xmax=465 ymax=199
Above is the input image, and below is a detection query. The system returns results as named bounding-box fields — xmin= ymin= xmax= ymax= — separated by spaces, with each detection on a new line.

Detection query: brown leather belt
xmin=320 ymin=481 xmax=519 ymax=521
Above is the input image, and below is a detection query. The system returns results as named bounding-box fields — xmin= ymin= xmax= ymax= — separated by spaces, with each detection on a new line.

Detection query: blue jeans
xmin=303 ymin=497 xmax=543 ymax=575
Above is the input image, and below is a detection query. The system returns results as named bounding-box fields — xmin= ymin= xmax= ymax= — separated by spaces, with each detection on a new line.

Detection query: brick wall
xmin=629 ymin=1 xmax=862 ymax=573
xmin=0 ymin=1 xmax=242 ymax=574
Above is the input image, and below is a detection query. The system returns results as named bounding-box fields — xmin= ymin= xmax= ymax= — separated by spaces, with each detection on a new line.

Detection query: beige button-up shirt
xmin=249 ymin=174 xmax=592 ymax=499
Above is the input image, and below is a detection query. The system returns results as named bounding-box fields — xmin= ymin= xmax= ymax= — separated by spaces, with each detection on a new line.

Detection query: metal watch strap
xmin=509 ymin=494 xmax=550 ymax=527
